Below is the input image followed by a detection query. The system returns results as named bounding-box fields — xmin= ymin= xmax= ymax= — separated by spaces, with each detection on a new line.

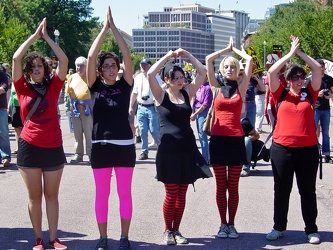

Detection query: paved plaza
xmin=1 ymin=103 xmax=333 ymax=250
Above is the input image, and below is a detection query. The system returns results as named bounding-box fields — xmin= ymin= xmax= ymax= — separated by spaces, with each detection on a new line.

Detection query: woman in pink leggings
xmin=86 ymin=6 xmax=134 ymax=250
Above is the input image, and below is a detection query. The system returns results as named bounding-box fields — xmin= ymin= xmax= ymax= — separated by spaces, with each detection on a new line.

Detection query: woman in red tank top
xmin=205 ymin=37 xmax=253 ymax=239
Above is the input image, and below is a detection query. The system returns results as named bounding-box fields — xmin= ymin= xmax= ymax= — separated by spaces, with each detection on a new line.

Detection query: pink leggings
xmin=93 ymin=167 xmax=134 ymax=223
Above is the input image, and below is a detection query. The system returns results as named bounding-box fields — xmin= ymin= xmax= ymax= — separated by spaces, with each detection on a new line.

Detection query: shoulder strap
xmin=24 ymin=96 xmax=42 ymax=125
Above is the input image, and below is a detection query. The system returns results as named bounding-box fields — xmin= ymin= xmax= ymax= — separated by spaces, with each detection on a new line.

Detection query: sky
xmin=90 ymin=0 xmax=291 ymax=35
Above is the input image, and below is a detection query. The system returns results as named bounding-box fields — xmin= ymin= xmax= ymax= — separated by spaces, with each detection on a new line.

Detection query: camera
xmin=141 ymin=95 xmax=149 ymax=101
xmin=323 ymin=89 xmax=330 ymax=96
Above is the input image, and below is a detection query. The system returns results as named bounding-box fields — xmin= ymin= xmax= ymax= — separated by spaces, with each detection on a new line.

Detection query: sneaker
xmin=70 ymin=155 xmax=83 ymax=164
xmin=32 ymin=238 xmax=44 ymax=250
xmin=2 ymin=159 xmax=10 ymax=167
xmin=95 ymin=237 xmax=108 ymax=250
xmin=163 ymin=230 xmax=176 ymax=245
xmin=308 ymin=233 xmax=320 ymax=244
xmin=240 ymin=168 xmax=250 ymax=177
xmin=139 ymin=153 xmax=148 ymax=160
xmin=135 ymin=135 xmax=141 ymax=143
xmin=173 ymin=230 xmax=189 ymax=244
xmin=118 ymin=236 xmax=131 ymax=250
xmin=217 ymin=224 xmax=229 ymax=238
xmin=228 ymin=225 xmax=239 ymax=239
xmin=266 ymin=229 xmax=284 ymax=241
xmin=48 ymin=238 xmax=67 ymax=250
xmin=324 ymin=155 xmax=333 ymax=163
xmin=148 ymin=142 xmax=158 ymax=148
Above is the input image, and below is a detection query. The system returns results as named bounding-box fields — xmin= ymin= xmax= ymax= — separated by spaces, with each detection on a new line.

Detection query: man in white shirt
xmin=129 ymin=58 xmax=160 ymax=160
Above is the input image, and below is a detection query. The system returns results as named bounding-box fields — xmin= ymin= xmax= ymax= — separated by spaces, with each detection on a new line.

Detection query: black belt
xmin=138 ymin=103 xmax=154 ymax=107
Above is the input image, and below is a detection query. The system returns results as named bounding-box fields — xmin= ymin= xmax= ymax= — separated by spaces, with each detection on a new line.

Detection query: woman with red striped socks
xmin=205 ymin=37 xmax=253 ymax=239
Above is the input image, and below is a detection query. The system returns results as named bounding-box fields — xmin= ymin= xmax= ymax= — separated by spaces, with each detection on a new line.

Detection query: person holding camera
xmin=313 ymin=59 xmax=333 ymax=163
xmin=129 ymin=58 xmax=161 ymax=160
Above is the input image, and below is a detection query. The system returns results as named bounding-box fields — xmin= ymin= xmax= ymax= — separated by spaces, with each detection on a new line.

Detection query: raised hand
xmin=174 ymin=48 xmax=189 ymax=57
xmin=228 ymin=36 xmax=234 ymax=52
xmin=40 ymin=18 xmax=49 ymax=40
xmin=33 ymin=18 xmax=44 ymax=39
xmin=289 ymin=35 xmax=300 ymax=55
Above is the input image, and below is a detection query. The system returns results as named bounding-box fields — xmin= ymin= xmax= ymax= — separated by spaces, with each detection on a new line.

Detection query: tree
xmin=0 ymin=0 xmax=99 ymax=67
xmin=250 ymin=0 xmax=333 ymax=67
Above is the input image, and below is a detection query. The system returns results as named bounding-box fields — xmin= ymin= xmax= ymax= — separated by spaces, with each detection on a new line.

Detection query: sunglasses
xmin=291 ymin=74 xmax=305 ymax=81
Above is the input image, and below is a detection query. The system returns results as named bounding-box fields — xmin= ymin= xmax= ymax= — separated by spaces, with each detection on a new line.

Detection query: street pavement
xmin=1 ymin=103 xmax=333 ymax=250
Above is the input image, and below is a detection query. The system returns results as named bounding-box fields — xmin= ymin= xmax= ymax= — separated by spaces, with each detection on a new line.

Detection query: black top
xmin=315 ymin=74 xmax=333 ymax=110
xmin=241 ymin=118 xmax=254 ymax=136
xmin=157 ymin=89 xmax=196 ymax=152
xmin=90 ymin=77 xmax=133 ymax=140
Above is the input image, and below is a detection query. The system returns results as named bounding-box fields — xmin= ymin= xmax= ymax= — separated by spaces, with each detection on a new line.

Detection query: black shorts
xmin=17 ymin=138 xmax=67 ymax=169
xmin=91 ymin=143 xmax=136 ymax=168
xmin=209 ymin=135 xmax=247 ymax=166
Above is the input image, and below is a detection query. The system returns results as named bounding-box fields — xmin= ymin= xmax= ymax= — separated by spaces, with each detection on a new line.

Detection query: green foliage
xmin=0 ymin=0 xmax=99 ymax=68
xmin=250 ymin=0 xmax=333 ymax=67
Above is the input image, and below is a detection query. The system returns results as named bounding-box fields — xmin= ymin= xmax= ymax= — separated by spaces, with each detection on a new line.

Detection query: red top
xmin=272 ymin=84 xmax=319 ymax=147
xmin=211 ymin=89 xmax=244 ymax=136
xmin=14 ymin=74 xmax=64 ymax=148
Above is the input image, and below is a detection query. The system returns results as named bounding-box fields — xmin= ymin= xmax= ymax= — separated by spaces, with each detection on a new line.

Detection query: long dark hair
xmin=23 ymin=52 xmax=51 ymax=85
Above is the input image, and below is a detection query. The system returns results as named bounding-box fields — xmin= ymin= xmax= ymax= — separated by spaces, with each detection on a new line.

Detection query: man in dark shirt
xmin=314 ymin=59 xmax=333 ymax=163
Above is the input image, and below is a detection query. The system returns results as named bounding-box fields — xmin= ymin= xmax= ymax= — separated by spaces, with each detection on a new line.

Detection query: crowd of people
xmin=0 ymin=5 xmax=330 ymax=250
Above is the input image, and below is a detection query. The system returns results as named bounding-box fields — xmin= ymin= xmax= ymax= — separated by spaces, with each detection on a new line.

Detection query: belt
xmin=138 ymin=103 xmax=154 ymax=107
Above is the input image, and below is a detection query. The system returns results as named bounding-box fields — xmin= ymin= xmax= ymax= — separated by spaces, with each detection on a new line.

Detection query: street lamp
xmin=54 ymin=29 xmax=60 ymax=45
xmin=263 ymin=40 xmax=267 ymax=70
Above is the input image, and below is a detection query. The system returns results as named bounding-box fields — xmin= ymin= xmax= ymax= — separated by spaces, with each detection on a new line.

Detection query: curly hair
xmin=284 ymin=63 xmax=306 ymax=81
xmin=23 ymin=52 xmax=51 ymax=84
xmin=96 ymin=51 xmax=120 ymax=75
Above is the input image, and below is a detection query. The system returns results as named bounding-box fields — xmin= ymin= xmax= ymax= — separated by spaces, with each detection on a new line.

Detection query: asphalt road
xmin=1 ymin=103 xmax=332 ymax=250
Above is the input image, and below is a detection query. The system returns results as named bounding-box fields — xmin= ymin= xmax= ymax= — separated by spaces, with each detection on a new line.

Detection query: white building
xmin=132 ymin=3 xmax=249 ymax=68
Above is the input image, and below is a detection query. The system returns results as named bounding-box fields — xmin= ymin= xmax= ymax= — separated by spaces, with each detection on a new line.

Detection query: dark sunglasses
xmin=291 ymin=74 xmax=305 ymax=81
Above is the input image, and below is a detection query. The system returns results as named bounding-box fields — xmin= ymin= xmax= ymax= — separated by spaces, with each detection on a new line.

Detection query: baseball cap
xmin=2 ymin=63 xmax=9 ymax=69
xmin=140 ymin=58 xmax=152 ymax=65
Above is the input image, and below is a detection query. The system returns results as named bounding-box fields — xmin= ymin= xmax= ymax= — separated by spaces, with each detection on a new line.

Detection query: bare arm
xmin=233 ymin=46 xmax=253 ymax=96
xmin=268 ymin=36 xmax=299 ymax=93
xmin=175 ymin=48 xmax=206 ymax=99
xmin=87 ymin=11 xmax=110 ymax=87
xmin=12 ymin=20 xmax=43 ymax=82
xmin=147 ymin=50 xmax=176 ymax=104
xmin=293 ymin=41 xmax=321 ymax=91
xmin=41 ymin=20 xmax=68 ymax=80
xmin=129 ymin=91 xmax=138 ymax=116
xmin=205 ymin=36 xmax=233 ymax=88
xmin=108 ymin=6 xmax=133 ymax=85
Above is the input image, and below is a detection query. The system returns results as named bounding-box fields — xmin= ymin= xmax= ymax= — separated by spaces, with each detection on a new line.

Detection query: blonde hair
xmin=219 ymin=56 xmax=240 ymax=78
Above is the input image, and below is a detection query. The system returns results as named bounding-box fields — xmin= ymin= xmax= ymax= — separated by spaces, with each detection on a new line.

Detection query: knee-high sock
xmin=163 ymin=184 xmax=188 ymax=231
xmin=227 ymin=165 xmax=242 ymax=225
xmin=213 ymin=165 xmax=227 ymax=225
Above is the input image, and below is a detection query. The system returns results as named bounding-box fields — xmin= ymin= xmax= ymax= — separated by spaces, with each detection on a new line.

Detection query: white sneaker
xmin=308 ymin=233 xmax=320 ymax=244
xmin=148 ymin=142 xmax=158 ymax=148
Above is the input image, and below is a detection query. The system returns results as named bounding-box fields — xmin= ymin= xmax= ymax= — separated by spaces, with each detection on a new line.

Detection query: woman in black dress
xmin=147 ymin=49 xmax=208 ymax=245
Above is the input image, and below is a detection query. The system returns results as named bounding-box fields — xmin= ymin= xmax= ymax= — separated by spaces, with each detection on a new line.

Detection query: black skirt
xmin=91 ymin=143 xmax=136 ymax=168
xmin=209 ymin=135 xmax=247 ymax=166
xmin=17 ymin=138 xmax=67 ymax=168
xmin=156 ymin=148 xmax=210 ymax=184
